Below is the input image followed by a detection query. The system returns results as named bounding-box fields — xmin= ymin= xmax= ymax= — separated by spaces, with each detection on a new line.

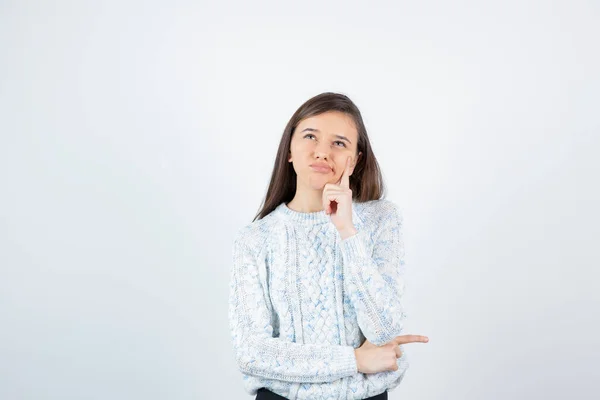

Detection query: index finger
xmin=338 ymin=156 xmax=351 ymax=189
xmin=394 ymin=335 xmax=429 ymax=345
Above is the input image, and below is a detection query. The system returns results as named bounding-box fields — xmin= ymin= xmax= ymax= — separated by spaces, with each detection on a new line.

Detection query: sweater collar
xmin=274 ymin=201 xmax=363 ymax=226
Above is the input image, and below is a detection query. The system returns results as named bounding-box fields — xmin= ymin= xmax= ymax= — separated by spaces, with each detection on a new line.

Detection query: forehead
xmin=296 ymin=111 xmax=358 ymax=138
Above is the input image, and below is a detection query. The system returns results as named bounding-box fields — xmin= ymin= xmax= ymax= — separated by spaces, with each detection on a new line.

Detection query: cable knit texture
xmin=228 ymin=199 xmax=409 ymax=400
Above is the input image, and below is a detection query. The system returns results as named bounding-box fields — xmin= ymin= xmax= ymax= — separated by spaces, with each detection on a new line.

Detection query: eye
xmin=304 ymin=134 xmax=347 ymax=148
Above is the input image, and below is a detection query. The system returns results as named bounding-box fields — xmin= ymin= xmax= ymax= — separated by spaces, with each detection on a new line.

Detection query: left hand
xmin=322 ymin=156 xmax=358 ymax=238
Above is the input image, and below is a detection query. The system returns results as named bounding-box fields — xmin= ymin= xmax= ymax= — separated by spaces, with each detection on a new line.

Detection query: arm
xmin=339 ymin=202 xmax=407 ymax=346
xmin=228 ymin=235 xmax=358 ymax=383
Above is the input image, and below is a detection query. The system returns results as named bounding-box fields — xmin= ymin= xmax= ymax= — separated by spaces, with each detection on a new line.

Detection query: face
xmin=288 ymin=111 xmax=362 ymax=189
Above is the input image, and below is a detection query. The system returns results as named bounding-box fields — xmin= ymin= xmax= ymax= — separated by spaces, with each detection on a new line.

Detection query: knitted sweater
xmin=228 ymin=199 xmax=409 ymax=400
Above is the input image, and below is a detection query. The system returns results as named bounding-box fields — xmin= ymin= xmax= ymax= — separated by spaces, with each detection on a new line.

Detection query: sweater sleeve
xmin=228 ymin=234 xmax=358 ymax=383
xmin=339 ymin=202 xmax=407 ymax=346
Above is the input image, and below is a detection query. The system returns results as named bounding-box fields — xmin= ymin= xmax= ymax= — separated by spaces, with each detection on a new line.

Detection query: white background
xmin=1 ymin=1 xmax=598 ymax=399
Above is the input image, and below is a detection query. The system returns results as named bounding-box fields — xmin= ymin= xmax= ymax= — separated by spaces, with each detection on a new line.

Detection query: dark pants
xmin=255 ymin=387 xmax=388 ymax=400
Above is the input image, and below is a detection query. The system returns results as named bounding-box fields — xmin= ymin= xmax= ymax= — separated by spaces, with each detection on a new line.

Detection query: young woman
xmin=228 ymin=92 xmax=429 ymax=400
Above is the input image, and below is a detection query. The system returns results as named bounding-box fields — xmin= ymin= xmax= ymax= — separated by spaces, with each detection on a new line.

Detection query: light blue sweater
xmin=228 ymin=199 xmax=409 ymax=399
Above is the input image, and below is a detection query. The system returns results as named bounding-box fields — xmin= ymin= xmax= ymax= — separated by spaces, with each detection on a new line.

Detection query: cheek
xmin=292 ymin=142 xmax=312 ymax=155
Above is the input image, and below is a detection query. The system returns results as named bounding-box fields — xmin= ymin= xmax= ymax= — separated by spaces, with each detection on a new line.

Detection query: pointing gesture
xmin=354 ymin=334 xmax=429 ymax=374
xmin=393 ymin=334 xmax=429 ymax=345
xmin=337 ymin=155 xmax=351 ymax=189
xmin=322 ymin=156 xmax=355 ymax=237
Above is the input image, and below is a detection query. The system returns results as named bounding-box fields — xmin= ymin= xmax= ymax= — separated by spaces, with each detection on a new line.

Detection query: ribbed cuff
xmin=339 ymin=229 xmax=369 ymax=263
xmin=336 ymin=345 xmax=359 ymax=376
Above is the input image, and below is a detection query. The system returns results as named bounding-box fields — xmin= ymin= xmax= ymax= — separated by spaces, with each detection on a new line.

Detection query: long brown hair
xmin=252 ymin=92 xmax=386 ymax=222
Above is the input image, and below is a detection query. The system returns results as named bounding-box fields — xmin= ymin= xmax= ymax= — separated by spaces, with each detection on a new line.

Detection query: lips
xmin=310 ymin=164 xmax=332 ymax=173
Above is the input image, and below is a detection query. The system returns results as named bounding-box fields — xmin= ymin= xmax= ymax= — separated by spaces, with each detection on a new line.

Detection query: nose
xmin=314 ymin=141 xmax=330 ymax=160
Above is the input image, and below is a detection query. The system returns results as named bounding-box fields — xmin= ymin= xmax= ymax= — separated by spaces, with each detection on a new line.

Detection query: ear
xmin=356 ymin=151 xmax=362 ymax=165
xmin=288 ymin=151 xmax=292 ymax=162
xmin=351 ymin=152 xmax=362 ymax=174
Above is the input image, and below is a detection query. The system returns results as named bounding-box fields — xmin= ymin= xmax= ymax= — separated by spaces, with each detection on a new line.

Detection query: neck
xmin=286 ymin=188 xmax=324 ymax=213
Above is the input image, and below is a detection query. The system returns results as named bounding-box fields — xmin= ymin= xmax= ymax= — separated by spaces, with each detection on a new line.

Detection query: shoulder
xmin=354 ymin=198 xmax=403 ymax=227
xmin=232 ymin=211 xmax=282 ymax=258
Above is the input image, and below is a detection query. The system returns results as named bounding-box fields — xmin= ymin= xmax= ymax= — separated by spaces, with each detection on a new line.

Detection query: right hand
xmin=354 ymin=334 xmax=429 ymax=374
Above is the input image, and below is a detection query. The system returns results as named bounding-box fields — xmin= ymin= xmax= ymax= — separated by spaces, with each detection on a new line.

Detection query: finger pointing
xmin=339 ymin=156 xmax=351 ymax=189
xmin=394 ymin=335 xmax=429 ymax=345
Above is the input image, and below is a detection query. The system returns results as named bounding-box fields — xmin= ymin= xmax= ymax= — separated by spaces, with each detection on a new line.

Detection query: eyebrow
xmin=300 ymin=128 xmax=352 ymax=144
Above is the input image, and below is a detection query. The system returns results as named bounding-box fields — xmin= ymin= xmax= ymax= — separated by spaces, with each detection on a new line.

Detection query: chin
xmin=306 ymin=177 xmax=333 ymax=190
